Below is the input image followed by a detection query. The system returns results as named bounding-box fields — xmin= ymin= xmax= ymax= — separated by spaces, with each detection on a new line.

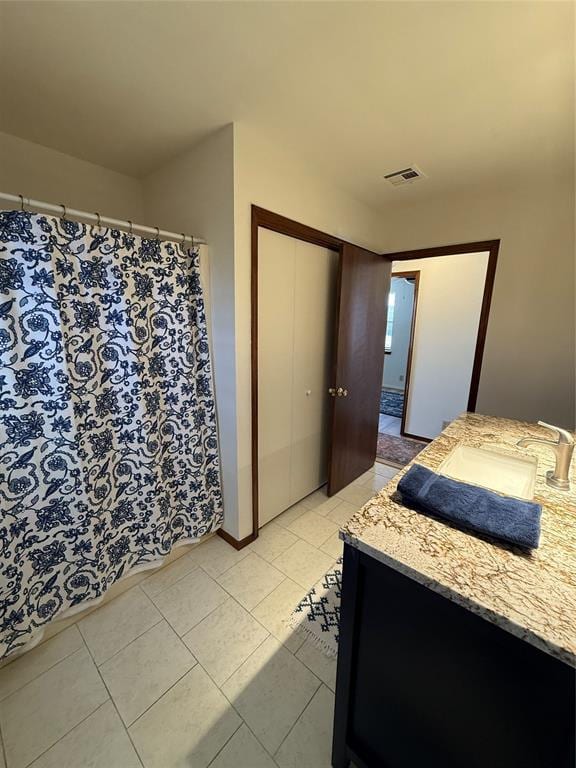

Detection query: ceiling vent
xmin=384 ymin=165 xmax=426 ymax=186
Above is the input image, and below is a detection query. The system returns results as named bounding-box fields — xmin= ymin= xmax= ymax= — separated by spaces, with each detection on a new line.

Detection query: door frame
xmin=386 ymin=270 xmax=421 ymax=439
xmin=251 ymin=206 xmax=352 ymax=539
xmin=382 ymin=240 xmax=500 ymax=441
xmin=250 ymin=229 xmax=499 ymax=542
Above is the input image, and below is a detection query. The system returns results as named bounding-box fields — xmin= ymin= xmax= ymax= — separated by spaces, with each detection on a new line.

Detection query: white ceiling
xmin=0 ymin=1 xmax=573 ymax=208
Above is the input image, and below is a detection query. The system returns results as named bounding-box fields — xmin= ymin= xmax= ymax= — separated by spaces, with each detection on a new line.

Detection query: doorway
xmin=251 ymin=212 xmax=499 ymax=543
xmin=377 ymin=271 xmax=423 ymax=466
xmin=376 ymin=241 xmax=499 ymax=467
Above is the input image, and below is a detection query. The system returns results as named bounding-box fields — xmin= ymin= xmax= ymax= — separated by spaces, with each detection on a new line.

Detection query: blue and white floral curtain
xmin=0 ymin=210 xmax=223 ymax=659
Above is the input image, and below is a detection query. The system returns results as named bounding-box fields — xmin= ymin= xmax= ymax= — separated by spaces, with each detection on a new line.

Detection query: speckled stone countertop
xmin=341 ymin=413 xmax=576 ymax=668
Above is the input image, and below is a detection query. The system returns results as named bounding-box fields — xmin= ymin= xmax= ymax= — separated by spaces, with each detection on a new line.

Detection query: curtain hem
xmin=4 ymin=526 xmax=222 ymax=663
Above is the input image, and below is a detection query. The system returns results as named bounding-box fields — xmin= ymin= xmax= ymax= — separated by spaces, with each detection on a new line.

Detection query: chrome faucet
xmin=517 ymin=421 xmax=575 ymax=491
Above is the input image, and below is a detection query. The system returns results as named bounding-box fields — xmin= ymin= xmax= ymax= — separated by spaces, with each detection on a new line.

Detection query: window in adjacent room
xmin=385 ymin=291 xmax=396 ymax=352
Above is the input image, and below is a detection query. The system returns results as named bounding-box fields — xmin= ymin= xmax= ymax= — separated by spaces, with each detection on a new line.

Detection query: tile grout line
xmin=244 ymin=579 xmax=311 ymax=655
xmin=149 ymin=562 xmax=267 ymax=650
xmin=142 ymin=545 xmax=251 ymax=605
xmin=19 ymin=700 xmax=113 ymax=768
xmin=121 ymin=659 xmax=198 ymax=730
xmin=294 ymin=644 xmax=337 ymax=692
xmin=140 ymin=559 xmax=202 ymax=599
xmin=92 ymin=523 xmax=330 ymax=761
xmin=14 ymin=633 xmax=112 ymax=768
xmin=0 ymin=709 xmax=7 ymax=768
xmin=166 ymin=651 xmax=269 ymax=765
xmin=103 ymin=580 xmax=281 ymax=736
xmin=272 ymin=676 xmax=323 ymax=761
xmin=92 ymin=617 xmax=164 ymax=667
xmin=77 ymin=597 xmax=165 ymax=669
xmin=216 ymin=574 xmax=288 ymax=613
xmin=80 ymin=625 xmax=146 ymax=768
xmin=162 ymin=586 xmax=231 ymax=640
xmin=215 ymin=666 xmax=279 ymax=762
xmin=198 ymin=542 xmax=252 ymax=581
xmin=272 ymin=681 xmax=327 ymax=761
xmin=200 ymin=581 xmax=321 ymax=765
xmin=246 ymin=581 xmax=289 ymax=627
xmin=0 ymin=632 xmax=83 ymax=705
xmin=204 ymin=718 xmax=244 ymax=768
xmin=212 ymin=612 xmax=322 ymax=762
xmin=214 ymin=712 xmax=284 ymax=767
xmin=183 ymin=594 xmax=273 ymax=690
xmin=0 ymin=643 xmax=89 ymax=715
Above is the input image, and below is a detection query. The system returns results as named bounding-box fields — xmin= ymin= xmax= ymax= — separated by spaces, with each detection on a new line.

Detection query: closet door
xmin=258 ymin=230 xmax=338 ymax=527
xmin=290 ymin=241 xmax=338 ymax=502
xmin=258 ymin=228 xmax=295 ymax=526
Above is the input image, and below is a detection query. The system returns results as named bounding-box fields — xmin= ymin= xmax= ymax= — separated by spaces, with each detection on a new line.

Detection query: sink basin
xmin=437 ymin=445 xmax=538 ymax=500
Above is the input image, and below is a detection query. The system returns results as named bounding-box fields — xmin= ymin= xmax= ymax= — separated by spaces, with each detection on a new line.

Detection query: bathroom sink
xmin=437 ymin=445 xmax=538 ymax=500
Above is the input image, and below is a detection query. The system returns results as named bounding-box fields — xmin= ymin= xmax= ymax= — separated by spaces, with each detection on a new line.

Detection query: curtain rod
xmin=0 ymin=192 xmax=206 ymax=246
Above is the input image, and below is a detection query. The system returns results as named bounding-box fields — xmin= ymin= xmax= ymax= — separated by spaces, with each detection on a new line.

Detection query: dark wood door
xmin=327 ymin=244 xmax=391 ymax=495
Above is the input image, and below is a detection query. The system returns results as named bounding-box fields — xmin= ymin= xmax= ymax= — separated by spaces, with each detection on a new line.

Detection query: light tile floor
xmin=379 ymin=414 xmax=402 ymax=436
xmin=0 ymin=463 xmax=398 ymax=768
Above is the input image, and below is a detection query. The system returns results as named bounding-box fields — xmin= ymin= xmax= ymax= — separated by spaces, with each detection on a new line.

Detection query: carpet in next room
xmin=380 ymin=388 xmax=404 ymax=418
xmin=376 ymin=432 xmax=425 ymax=467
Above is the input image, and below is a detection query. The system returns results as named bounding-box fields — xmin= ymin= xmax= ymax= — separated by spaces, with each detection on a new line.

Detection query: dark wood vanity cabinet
xmin=332 ymin=543 xmax=575 ymax=768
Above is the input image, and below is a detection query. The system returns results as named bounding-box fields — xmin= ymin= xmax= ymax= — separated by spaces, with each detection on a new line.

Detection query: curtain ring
xmin=59 ymin=203 xmax=67 ymax=220
xmin=191 ymin=235 xmax=194 ymax=251
xmin=18 ymin=194 xmax=25 ymax=212
xmin=127 ymin=220 xmax=133 ymax=236
xmin=155 ymin=226 xmax=160 ymax=241
xmin=180 ymin=233 xmax=187 ymax=245
xmin=95 ymin=212 xmax=101 ymax=229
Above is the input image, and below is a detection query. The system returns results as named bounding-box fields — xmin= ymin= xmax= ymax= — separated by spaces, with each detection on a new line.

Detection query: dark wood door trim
xmin=252 ymin=205 xmax=343 ymax=251
xmin=252 ymin=206 xmax=366 ymax=540
xmin=217 ymin=528 xmax=256 ymax=551
xmin=382 ymin=240 xmax=500 ymax=433
xmin=468 ymin=242 xmax=499 ymax=411
xmin=387 ymin=271 xmax=421 ymax=440
xmin=389 ymin=240 xmax=500 ymax=262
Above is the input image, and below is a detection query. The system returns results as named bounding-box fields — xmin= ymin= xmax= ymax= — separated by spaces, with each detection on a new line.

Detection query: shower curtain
xmin=0 ymin=210 xmax=223 ymax=659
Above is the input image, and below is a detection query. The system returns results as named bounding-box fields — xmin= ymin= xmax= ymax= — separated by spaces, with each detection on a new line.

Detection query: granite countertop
xmin=340 ymin=413 xmax=576 ymax=668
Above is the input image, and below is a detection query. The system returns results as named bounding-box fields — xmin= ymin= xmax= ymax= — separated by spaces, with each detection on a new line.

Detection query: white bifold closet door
xmin=258 ymin=228 xmax=337 ymax=527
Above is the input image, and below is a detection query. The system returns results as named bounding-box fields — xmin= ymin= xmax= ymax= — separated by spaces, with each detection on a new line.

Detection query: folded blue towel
xmin=397 ymin=464 xmax=541 ymax=550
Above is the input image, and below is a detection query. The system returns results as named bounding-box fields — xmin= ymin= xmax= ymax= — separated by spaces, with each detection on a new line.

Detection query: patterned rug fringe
xmin=287 ymin=616 xmax=339 ymax=658
xmin=287 ymin=556 xmax=343 ymax=659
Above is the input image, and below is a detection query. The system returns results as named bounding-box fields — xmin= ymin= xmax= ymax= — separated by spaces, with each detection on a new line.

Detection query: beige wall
xmin=233 ymin=122 xmax=387 ymax=539
xmin=381 ymin=180 xmax=575 ymax=432
xmin=142 ymin=126 xmax=240 ymax=538
xmin=0 ymin=131 xmax=142 ymax=220
xmin=396 ymin=252 xmax=489 ymax=440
